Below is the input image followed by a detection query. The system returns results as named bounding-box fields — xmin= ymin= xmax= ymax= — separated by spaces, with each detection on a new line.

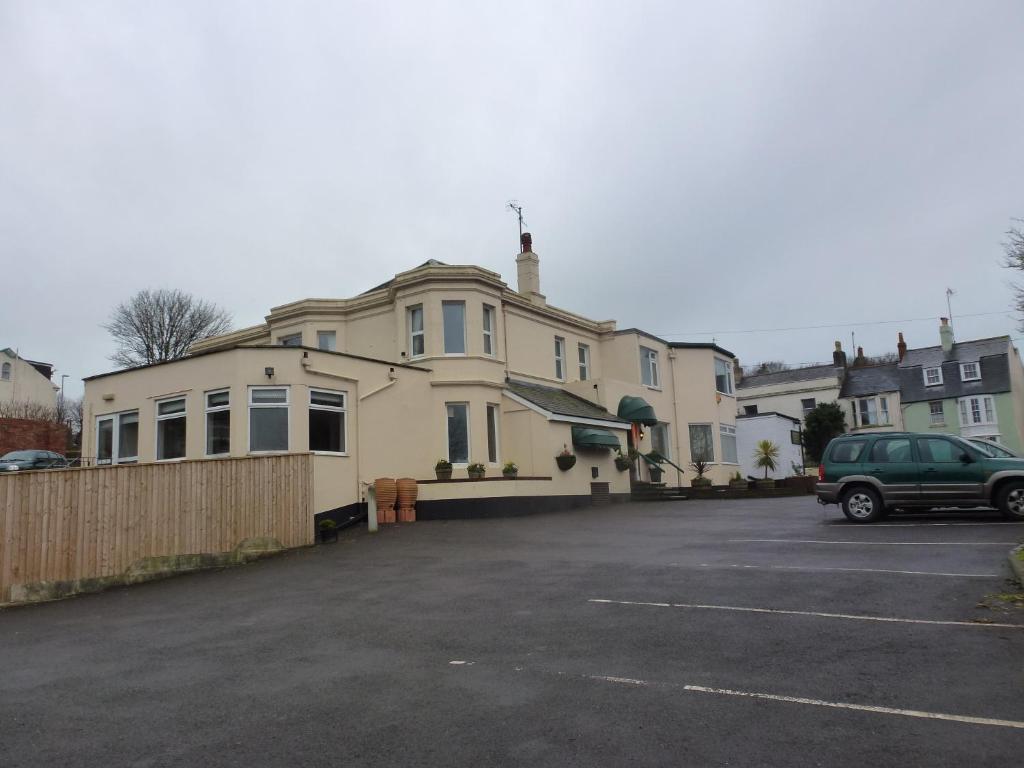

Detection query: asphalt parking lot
xmin=1 ymin=497 xmax=1023 ymax=767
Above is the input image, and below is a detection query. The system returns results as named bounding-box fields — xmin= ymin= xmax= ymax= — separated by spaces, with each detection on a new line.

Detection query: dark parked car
xmin=0 ymin=450 xmax=69 ymax=472
xmin=816 ymin=432 xmax=1024 ymax=523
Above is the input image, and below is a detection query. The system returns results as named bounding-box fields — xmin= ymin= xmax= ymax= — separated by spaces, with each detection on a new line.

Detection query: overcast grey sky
xmin=2 ymin=1 xmax=1023 ymax=397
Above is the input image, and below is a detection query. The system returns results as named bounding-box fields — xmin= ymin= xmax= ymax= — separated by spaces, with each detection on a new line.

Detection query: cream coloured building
xmin=0 ymin=348 xmax=59 ymax=410
xmin=82 ymin=234 xmax=738 ymax=518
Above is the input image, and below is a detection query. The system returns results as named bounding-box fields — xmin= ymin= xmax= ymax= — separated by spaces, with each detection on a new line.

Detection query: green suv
xmin=816 ymin=432 xmax=1024 ymax=523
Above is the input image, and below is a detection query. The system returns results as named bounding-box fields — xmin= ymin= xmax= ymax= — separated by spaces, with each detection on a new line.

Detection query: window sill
xmin=248 ymin=450 xmax=291 ymax=456
xmin=311 ymin=451 xmax=349 ymax=457
xmin=419 ymin=476 xmax=553 ymax=484
xmin=205 ymin=453 xmax=231 ymax=459
xmin=644 ymin=385 xmax=662 ymax=392
xmin=716 ymin=391 xmax=735 ymax=398
xmin=156 ymin=457 xmax=187 ymax=463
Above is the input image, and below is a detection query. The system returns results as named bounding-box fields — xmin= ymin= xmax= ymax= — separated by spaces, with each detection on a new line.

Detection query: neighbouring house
xmin=734 ymin=343 xmax=847 ymax=422
xmin=736 ymin=412 xmax=803 ymax=480
xmin=897 ymin=318 xmax=1024 ymax=453
xmin=0 ymin=348 xmax=65 ymax=456
xmin=839 ymin=362 xmax=903 ymax=432
xmin=82 ymin=233 xmax=739 ymax=519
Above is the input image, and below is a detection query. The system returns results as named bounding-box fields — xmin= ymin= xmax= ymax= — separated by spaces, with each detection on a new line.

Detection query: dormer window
xmin=923 ymin=366 xmax=943 ymax=386
xmin=959 ymin=362 xmax=980 ymax=382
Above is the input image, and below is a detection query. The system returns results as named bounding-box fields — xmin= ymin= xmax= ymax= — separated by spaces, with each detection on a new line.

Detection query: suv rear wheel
xmin=995 ymin=481 xmax=1024 ymax=521
xmin=841 ymin=486 xmax=884 ymax=523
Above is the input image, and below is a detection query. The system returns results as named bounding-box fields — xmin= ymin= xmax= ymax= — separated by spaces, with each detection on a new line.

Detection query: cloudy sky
xmin=2 ymin=1 xmax=1023 ymax=396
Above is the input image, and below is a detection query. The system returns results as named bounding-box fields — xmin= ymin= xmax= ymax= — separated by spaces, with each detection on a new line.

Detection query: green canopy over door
xmin=571 ymin=426 xmax=622 ymax=450
xmin=617 ymin=396 xmax=658 ymax=426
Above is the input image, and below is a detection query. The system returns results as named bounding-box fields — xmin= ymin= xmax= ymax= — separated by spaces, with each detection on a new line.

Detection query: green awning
xmin=617 ymin=396 xmax=658 ymax=426
xmin=571 ymin=426 xmax=622 ymax=451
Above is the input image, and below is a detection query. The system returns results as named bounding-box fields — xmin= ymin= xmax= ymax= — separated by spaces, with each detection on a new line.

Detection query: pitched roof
xmin=504 ymin=378 xmax=628 ymax=423
xmin=898 ymin=336 xmax=1010 ymax=368
xmin=839 ymin=363 xmax=900 ymax=398
xmin=737 ymin=364 xmax=841 ymax=390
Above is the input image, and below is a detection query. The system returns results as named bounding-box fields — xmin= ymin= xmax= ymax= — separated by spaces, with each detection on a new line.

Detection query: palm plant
xmin=753 ymin=440 xmax=780 ymax=479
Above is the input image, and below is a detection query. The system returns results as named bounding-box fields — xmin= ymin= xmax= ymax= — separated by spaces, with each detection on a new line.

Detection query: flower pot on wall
xmin=555 ymin=454 xmax=577 ymax=471
xmin=435 ymin=467 xmax=452 ymax=481
xmin=691 ymin=477 xmax=712 ymax=489
xmin=503 ymin=470 xmax=518 ymax=479
xmin=396 ymin=478 xmax=418 ymax=522
xmin=375 ymin=477 xmax=397 ymax=524
xmin=649 ymin=466 xmax=664 ymax=484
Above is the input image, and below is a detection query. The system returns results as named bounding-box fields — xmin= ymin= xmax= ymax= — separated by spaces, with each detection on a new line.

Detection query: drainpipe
xmin=667 ymin=348 xmax=683 ymax=488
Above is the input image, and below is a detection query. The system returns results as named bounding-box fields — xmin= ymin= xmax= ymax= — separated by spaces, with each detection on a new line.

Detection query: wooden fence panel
xmin=0 ymin=454 xmax=315 ymax=602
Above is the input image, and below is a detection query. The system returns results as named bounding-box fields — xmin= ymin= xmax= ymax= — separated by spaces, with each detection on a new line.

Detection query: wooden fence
xmin=0 ymin=454 xmax=315 ymax=603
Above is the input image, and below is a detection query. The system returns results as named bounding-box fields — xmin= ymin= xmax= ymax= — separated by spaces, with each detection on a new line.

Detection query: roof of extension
xmin=504 ymin=378 xmax=628 ymax=424
xmin=737 ymin=363 xmax=842 ymax=390
xmin=839 ymin=363 xmax=901 ymax=398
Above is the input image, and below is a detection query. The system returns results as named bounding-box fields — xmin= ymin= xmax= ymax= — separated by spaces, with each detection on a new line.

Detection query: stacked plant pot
xmin=375 ymin=477 xmax=397 ymax=524
xmin=396 ymin=478 xmax=418 ymax=522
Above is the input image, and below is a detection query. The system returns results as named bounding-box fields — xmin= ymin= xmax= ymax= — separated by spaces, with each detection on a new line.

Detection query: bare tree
xmin=1003 ymin=219 xmax=1024 ymax=330
xmin=866 ymin=352 xmax=899 ymax=365
xmin=104 ymin=289 xmax=232 ymax=368
xmin=0 ymin=400 xmax=61 ymax=422
xmin=748 ymin=360 xmax=791 ymax=375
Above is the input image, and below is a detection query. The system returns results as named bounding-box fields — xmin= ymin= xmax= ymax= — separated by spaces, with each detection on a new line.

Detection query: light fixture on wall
xmin=264 ymin=366 xmax=275 ymax=379
xmin=638 ymin=428 xmax=645 ymax=440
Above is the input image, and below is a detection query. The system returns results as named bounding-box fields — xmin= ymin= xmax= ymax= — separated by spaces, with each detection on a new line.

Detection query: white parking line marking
xmin=696 ymin=563 xmax=999 ymax=578
xmin=863 ymin=522 xmax=1024 ymax=527
xmin=588 ymin=599 xmax=1024 ymax=629
xmin=730 ymin=538 xmax=1012 ymax=546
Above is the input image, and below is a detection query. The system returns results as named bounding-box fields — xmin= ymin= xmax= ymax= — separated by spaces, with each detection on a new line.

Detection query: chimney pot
xmin=897 ymin=331 xmax=907 ymax=362
xmin=520 ymin=232 xmax=532 ymax=253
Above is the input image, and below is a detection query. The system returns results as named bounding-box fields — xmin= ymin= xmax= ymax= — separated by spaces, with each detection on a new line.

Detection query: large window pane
xmin=486 ymin=404 xmax=498 ymax=464
xmin=443 ymin=301 xmax=466 ymax=354
xmin=97 ymin=419 xmax=113 ymax=464
xmin=720 ymin=424 xmax=737 ymax=464
xmin=688 ymin=424 xmax=714 ymax=462
xmin=251 ymin=388 xmax=287 ymax=404
xmin=714 ymin=359 xmax=733 ymax=394
xmin=118 ymin=413 xmax=139 ymax=460
xmin=409 ymin=305 xmax=425 ymax=357
xmin=317 ymin=331 xmax=336 ymax=351
xmin=157 ymin=417 xmax=186 ymax=460
xmin=447 ymin=403 xmax=469 ymax=463
xmin=207 ymin=411 xmax=230 ymax=455
xmin=250 ymin=408 xmax=288 ymax=452
xmin=309 ymin=409 xmax=344 ymax=452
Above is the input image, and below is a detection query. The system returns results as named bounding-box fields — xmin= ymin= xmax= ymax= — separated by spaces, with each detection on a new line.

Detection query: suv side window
xmin=868 ymin=438 xmax=912 ymax=463
xmin=917 ymin=438 xmax=963 ymax=463
xmin=830 ymin=440 xmax=867 ymax=463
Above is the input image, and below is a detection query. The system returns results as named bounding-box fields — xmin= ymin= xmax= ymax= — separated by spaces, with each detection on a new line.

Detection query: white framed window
xmin=554 ymin=337 xmax=566 ymax=380
xmin=249 ymin=386 xmax=289 ymax=452
xmin=929 ymin=400 xmax=945 ymax=425
xmin=1 ymin=362 xmax=9 ymax=380
xmin=801 ymin=398 xmax=816 ymax=416
xmin=858 ymin=398 xmax=878 ymax=426
xmin=446 ymin=402 xmax=469 ymax=464
xmin=205 ymin=389 xmax=230 ymax=456
xmin=578 ymin=343 xmax=590 ymax=381
xmin=278 ymin=333 xmax=302 ymax=347
xmin=640 ymin=346 xmax=660 ymax=388
xmin=155 ymin=397 xmax=186 ymax=461
xmin=688 ymin=423 xmax=714 ymax=462
xmin=651 ymin=422 xmax=670 ymax=459
xmin=317 ymin=331 xmax=336 ymax=352
xmin=407 ymin=304 xmax=425 ymax=358
xmin=923 ymin=366 xmax=943 ymax=386
xmin=714 ymin=358 xmax=734 ymax=395
xmin=96 ymin=410 xmax=139 ymax=465
xmin=719 ymin=424 xmax=738 ymax=464
xmin=482 ymin=304 xmax=496 ymax=356
xmin=879 ymin=396 xmax=889 ymax=424
xmin=486 ymin=403 xmax=499 ymax=464
xmin=959 ymin=395 xmax=995 ymax=426
xmin=309 ymin=388 xmax=346 ymax=453
xmin=442 ymin=301 xmax=466 ymax=355
xmin=959 ymin=362 xmax=980 ymax=382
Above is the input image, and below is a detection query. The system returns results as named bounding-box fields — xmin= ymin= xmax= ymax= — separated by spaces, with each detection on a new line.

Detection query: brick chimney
xmin=897 ymin=331 xmax=907 ymax=362
xmin=939 ymin=317 xmax=954 ymax=354
xmin=832 ymin=341 xmax=847 ymax=368
xmin=852 ymin=346 xmax=868 ymax=367
xmin=515 ymin=232 xmax=545 ymax=305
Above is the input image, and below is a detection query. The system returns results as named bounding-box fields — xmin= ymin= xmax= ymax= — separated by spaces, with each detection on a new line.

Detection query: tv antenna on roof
xmin=506 ymin=200 xmax=526 ymax=239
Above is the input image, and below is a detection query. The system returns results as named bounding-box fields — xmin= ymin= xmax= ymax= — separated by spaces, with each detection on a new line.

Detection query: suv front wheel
xmin=995 ymin=481 xmax=1024 ymax=521
xmin=841 ymin=486 xmax=885 ymax=523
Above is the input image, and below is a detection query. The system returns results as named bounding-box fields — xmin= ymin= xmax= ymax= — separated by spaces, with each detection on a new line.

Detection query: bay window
xmin=408 ymin=305 xmax=425 ymax=358
xmin=249 ymin=387 xmax=289 ymax=452
xmin=156 ymin=397 xmax=186 ymax=461
xmin=959 ymin=395 xmax=995 ymax=426
xmin=482 ymin=304 xmax=496 ymax=356
xmin=309 ymin=388 xmax=346 ymax=453
xmin=446 ymin=403 xmax=469 ymax=464
xmin=442 ymin=301 xmax=466 ymax=354
xmin=317 ymin=331 xmax=336 ymax=351
xmin=278 ymin=333 xmax=302 ymax=347
xmin=486 ymin=403 xmax=499 ymax=464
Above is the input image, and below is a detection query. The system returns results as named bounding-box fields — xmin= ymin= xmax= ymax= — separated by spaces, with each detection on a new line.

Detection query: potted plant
xmin=318 ymin=518 xmax=338 ymax=544
xmin=435 ymin=458 xmax=453 ymax=481
xmin=502 ymin=461 xmax=519 ymax=479
xmin=646 ymin=451 xmax=665 ymax=483
xmin=555 ymin=445 xmax=577 ymax=471
xmin=728 ymin=470 xmax=747 ymax=490
xmin=689 ymin=459 xmax=712 ymax=488
xmin=753 ymin=440 xmax=780 ymax=489
xmin=467 ymin=461 xmax=486 ymax=480
xmin=614 ymin=449 xmax=633 ymax=472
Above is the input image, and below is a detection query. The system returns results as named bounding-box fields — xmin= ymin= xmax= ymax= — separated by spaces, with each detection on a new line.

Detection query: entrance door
xmin=915 ymin=436 xmax=986 ymax=504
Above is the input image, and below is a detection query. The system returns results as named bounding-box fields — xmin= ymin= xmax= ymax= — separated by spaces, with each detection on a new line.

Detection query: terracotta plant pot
xmin=555 ymin=455 xmax=576 ymax=471
xmin=396 ymin=477 xmax=417 ymax=522
xmin=375 ymin=477 xmax=397 ymax=524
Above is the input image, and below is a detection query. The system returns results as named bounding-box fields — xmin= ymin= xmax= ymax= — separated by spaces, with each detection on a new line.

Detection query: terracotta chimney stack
xmin=897 ymin=331 xmax=907 ymax=362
